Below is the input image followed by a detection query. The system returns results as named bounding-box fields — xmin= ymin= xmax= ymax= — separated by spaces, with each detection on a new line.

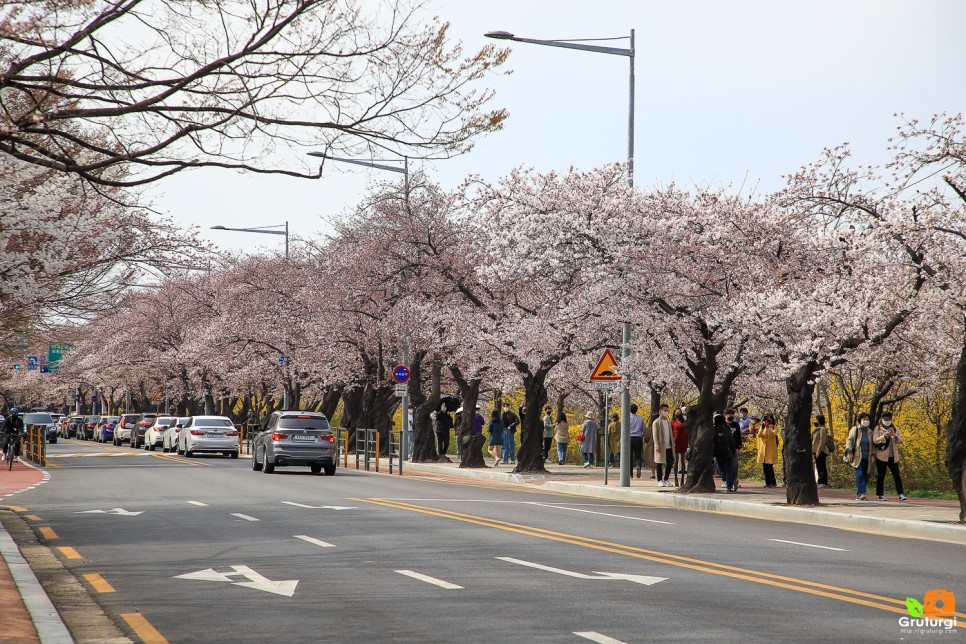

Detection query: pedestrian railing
xmin=23 ymin=424 xmax=47 ymax=467
xmin=355 ymin=428 xmax=380 ymax=472
xmin=335 ymin=428 xmax=349 ymax=468
xmin=388 ymin=430 xmax=402 ymax=474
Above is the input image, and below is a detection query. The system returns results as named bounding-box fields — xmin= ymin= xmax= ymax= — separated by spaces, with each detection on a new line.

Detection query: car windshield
xmin=278 ymin=417 xmax=331 ymax=430
xmin=195 ymin=418 xmax=233 ymax=427
xmin=155 ymin=417 xmax=174 ymax=425
xmin=24 ymin=413 xmax=53 ymax=425
xmin=104 ymin=417 xmax=119 ymax=423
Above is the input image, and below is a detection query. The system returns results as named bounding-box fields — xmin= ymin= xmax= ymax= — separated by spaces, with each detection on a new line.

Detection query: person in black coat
xmin=713 ymin=413 xmax=738 ymax=492
xmin=435 ymin=405 xmax=454 ymax=457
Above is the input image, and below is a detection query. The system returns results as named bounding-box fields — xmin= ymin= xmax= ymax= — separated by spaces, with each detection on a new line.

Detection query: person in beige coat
xmin=872 ymin=411 xmax=906 ymax=501
xmin=810 ymin=414 xmax=831 ymax=488
xmin=651 ymin=403 xmax=675 ymax=487
xmin=554 ymin=412 xmax=570 ymax=465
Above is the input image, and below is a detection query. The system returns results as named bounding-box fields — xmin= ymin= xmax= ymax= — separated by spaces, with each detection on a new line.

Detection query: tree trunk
xmin=513 ymin=369 xmax=549 ymax=474
xmin=679 ymin=400 xmax=715 ymax=493
xmin=451 ymin=367 xmax=486 ymax=468
xmin=340 ymin=387 xmax=364 ymax=449
xmin=947 ymin=327 xmax=966 ymax=523
xmin=318 ymin=386 xmax=342 ymax=420
xmin=412 ymin=356 xmax=442 ymax=463
xmin=784 ymin=361 xmax=820 ymax=505
xmin=649 ymin=386 xmax=661 ymax=419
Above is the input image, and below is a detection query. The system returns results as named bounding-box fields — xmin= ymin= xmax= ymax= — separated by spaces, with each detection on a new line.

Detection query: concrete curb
xmin=403 ymin=462 xmax=966 ymax=546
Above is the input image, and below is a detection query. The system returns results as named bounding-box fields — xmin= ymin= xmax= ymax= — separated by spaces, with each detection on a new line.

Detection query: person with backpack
xmin=2 ymin=408 xmax=25 ymax=462
xmin=713 ymin=413 xmax=738 ymax=492
xmin=756 ymin=414 xmax=780 ymax=488
xmin=811 ymin=414 xmax=832 ymax=488
xmin=844 ymin=413 xmax=873 ymax=500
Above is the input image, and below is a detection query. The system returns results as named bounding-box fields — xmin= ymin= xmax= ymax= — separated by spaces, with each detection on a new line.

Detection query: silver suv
xmin=252 ymin=411 xmax=337 ymax=475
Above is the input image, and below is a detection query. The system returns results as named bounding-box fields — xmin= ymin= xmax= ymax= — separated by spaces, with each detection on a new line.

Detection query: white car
xmin=176 ymin=416 xmax=239 ymax=458
xmin=161 ymin=417 xmax=190 ymax=452
xmin=143 ymin=416 xmax=175 ymax=451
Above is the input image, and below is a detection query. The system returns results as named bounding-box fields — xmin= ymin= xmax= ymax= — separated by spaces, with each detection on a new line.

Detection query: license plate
xmin=206 ymin=433 xmax=223 ymax=438
xmin=292 ymin=435 xmax=315 ymax=442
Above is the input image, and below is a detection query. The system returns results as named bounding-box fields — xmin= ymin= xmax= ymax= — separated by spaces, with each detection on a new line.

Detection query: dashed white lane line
xmin=231 ymin=513 xmax=259 ymax=522
xmin=768 ymin=539 xmax=848 ymax=551
xmin=574 ymin=632 xmax=626 ymax=644
xmin=294 ymin=535 xmax=336 ymax=548
xmin=187 ymin=501 xmax=208 ymax=506
xmin=528 ymin=502 xmax=675 ymax=525
xmin=395 ymin=570 xmax=462 ymax=590
xmin=282 ymin=502 xmax=317 ymax=508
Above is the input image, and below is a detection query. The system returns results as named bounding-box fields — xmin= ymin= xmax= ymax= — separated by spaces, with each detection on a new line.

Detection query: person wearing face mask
xmin=651 ymin=403 xmax=675 ymax=486
xmin=756 ymin=414 xmax=780 ymax=488
xmin=872 ymin=411 xmax=906 ymax=501
xmin=844 ymin=413 xmax=873 ymax=500
xmin=672 ymin=408 xmax=688 ymax=486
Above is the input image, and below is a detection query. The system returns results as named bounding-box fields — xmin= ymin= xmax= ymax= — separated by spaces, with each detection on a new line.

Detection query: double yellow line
xmin=84 ymin=442 xmax=209 ymax=467
xmin=356 ymin=498 xmax=966 ymax=619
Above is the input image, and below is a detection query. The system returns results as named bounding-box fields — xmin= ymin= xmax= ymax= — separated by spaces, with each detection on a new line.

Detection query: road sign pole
xmin=620 ymin=323 xmax=631 ymax=488
xmin=400 ymin=344 xmax=409 ymax=476
xmin=603 ymin=391 xmax=609 ymax=485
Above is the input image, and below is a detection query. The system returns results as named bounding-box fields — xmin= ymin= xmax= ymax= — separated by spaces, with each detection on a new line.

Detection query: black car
xmin=131 ymin=413 xmax=160 ymax=448
xmin=80 ymin=415 xmax=101 ymax=440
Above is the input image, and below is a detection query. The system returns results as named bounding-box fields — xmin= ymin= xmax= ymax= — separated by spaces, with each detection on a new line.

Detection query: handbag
xmin=576 ymin=433 xmax=585 ymax=442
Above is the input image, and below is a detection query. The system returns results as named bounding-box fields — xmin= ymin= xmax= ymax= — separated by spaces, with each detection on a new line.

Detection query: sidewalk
xmin=399 ymin=458 xmax=966 ymax=545
xmin=0 ymin=458 xmax=67 ymax=643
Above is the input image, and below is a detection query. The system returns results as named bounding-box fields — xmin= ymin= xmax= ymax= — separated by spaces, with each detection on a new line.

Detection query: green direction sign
xmin=48 ymin=343 xmax=72 ymax=370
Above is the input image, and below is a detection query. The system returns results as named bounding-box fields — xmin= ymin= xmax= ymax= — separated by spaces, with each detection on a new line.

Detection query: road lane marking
xmin=283 ymin=502 xmax=318 ymax=508
xmin=768 ymin=539 xmax=849 ymax=552
xmin=575 ymin=632 xmax=626 ymax=644
xmin=58 ymin=546 xmax=82 ymax=559
xmin=4 ymin=506 xmax=28 ymax=512
xmin=231 ymin=513 xmax=259 ymax=522
xmin=294 ymin=535 xmax=336 ymax=548
xmin=187 ymin=501 xmax=208 ymax=506
xmin=39 ymin=527 xmax=58 ymax=539
xmin=497 ymin=557 xmax=666 ymax=585
xmin=395 ymin=570 xmax=463 ymax=590
xmin=83 ymin=573 xmax=116 ymax=593
xmin=25 ymin=515 xmax=41 ymax=521
xmin=122 ymin=613 xmax=168 ymax=643
xmin=357 ymin=498 xmax=965 ymax=619
xmin=527 ymin=502 xmax=675 ymax=525
xmin=282 ymin=502 xmax=355 ymax=510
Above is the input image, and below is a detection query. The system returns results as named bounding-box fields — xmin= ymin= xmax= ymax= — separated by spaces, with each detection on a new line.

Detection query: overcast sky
xmin=143 ymin=0 xmax=965 ymax=257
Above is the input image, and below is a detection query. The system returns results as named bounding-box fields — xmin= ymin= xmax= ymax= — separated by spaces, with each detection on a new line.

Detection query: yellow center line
xmin=355 ymin=497 xmax=963 ymax=619
xmin=83 ymin=573 xmax=116 ymax=593
xmin=58 ymin=546 xmax=82 ymax=560
xmin=39 ymin=527 xmax=58 ymax=540
xmin=3 ymin=506 xmax=28 ymax=512
xmin=121 ymin=613 xmax=168 ymax=643
xmin=24 ymin=515 xmax=41 ymax=521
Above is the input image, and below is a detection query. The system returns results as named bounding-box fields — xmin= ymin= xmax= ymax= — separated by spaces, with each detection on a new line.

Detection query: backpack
xmin=825 ymin=430 xmax=835 ymax=455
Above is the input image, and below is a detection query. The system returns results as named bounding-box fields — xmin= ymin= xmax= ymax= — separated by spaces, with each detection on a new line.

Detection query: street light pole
xmin=486 ymin=28 xmax=637 ymax=485
xmin=210 ymin=223 xmax=289 ymax=259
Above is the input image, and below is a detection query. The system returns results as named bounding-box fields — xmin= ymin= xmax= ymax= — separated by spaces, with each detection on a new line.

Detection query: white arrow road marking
xmin=294 ymin=535 xmax=336 ymax=548
xmin=282 ymin=502 xmax=356 ymax=510
xmin=186 ymin=501 xmax=208 ymax=506
xmin=496 ymin=558 xmax=667 ymax=586
xmin=768 ymin=539 xmax=849 ymax=552
xmin=574 ymin=632 xmax=627 ymax=644
xmin=230 ymin=513 xmax=259 ymax=522
xmin=526 ymin=502 xmax=675 ymax=525
xmin=395 ymin=570 xmax=462 ymax=590
xmin=175 ymin=565 xmax=298 ymax=597
xmin=75 ymin=508 xmax=143 ymax=516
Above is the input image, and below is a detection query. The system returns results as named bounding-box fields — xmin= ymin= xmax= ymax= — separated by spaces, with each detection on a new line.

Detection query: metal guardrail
xmin=388 ymin=430 xmax=402 ymax=474
xmin=355 ymin=428 xmax=380 ymax=472
xmin=24 ymin=424 xmax=46 ymax=467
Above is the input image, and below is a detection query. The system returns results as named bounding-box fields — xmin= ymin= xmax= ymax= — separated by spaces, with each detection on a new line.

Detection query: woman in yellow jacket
xmin=756 ymin=414 xmax=780 ymax=488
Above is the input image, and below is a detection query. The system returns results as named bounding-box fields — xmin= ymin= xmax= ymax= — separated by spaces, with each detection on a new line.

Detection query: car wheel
xmin=263 ymin=456 xmax=275 ymax=474
xmin=177 ymin=444 xmax=184 ymax=455
xmin=310 ymin=464 xmax=322 ymax=475
xmin=323 ymin=464 xmax=336 ymax=476
xmin=230 ymin=451 xmax=238 ymax=459
xmin=162 ymin=444 xmax=169 ymax=453
xmin=251 ymin=450 xmax=263 ymax=471
xmin=185 ymin=450 xmax=193 ymax=458
xmin=49 ymin=438 xmax=57 ymax=444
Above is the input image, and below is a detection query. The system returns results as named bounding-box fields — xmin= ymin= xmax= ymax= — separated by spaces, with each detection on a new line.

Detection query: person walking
xmin=713 ymin=413 xmax=737 ymax=492
xmin=542 ymin=407 xmax=554 ymax=461
xmin=487 ymin=409 xmax=505 ymax=467
xmin=554 ymin=412 xmax=570 ymax=465
xmin=629 ymin=404 xmax=645 ymax=478
xmin=872 ymin=411 xmax=906 ymax=501
xmin=579 ymin=412 xmax=598 ymax=468
xmin=756 ymin=414 xmax=780 ymax=488
xmin=724 ymin=408 xmax=743 ymax=490
xmin=607 ymin=412 xmax=620 ymax=466
xmin=672 ymin=408 xmax=688 ymax=486
xmin=435 ymin=404 xmax=453 ymax=457
xmin=501 ymin=405 xmax=519 ymax=464
xmin=651 ymin=403 xmax=674 ymax=486
xmin=811 ymin=414 xmax=831 ymax=488
xmin=844 ymin=413 xmax=873 ymax=500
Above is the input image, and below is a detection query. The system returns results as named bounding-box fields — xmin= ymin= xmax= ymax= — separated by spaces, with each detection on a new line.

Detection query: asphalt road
xmin=10 ymin=438 xmax=965 ymax=643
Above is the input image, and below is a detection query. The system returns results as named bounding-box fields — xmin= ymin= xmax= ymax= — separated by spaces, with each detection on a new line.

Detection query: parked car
xmin=131 ymin=413 xmax=160 ymax=448
xmin=161 ymin=417 xmax=190 ymax=453
xmin=114 ymin=413 xmax=141 ymax=445
xmin=67 ymin=415 xmax=85 ymax=438
xmin=252 ymin=411 xmax=337 ymax=475
xmin=23 ymin=412 xmax=57 ymax=444
xmin=176 ymin=416 xmax=239 ymax=458
xmin=95 ymin=416 xmax=120 ymax=443
xmin=143 ymin=416 xmax=175 ymax=451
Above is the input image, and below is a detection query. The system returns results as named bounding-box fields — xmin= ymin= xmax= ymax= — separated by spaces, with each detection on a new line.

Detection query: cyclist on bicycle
xmin=2 ymin=408 xmax=25 ymax=462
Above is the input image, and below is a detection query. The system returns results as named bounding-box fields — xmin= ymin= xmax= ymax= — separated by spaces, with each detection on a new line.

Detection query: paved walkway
xmin=0 ymin=458 xmax=54 ymax=643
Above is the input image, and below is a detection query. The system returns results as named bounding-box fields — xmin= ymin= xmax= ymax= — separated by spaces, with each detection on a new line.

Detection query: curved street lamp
xmin=210 ymin=223 xmax=289 ymax=259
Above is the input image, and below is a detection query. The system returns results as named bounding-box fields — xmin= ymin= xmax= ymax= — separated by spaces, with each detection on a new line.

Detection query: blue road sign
xmin=392 ymin=365 xmax=410 ymax=384
xmin=27 ymin=356 xmax=38 ymax=370
xmin=279 ymin=354 xmax=287 ymax=366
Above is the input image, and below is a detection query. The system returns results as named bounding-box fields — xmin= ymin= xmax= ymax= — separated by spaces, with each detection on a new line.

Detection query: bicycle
xmin=4 ymin=434 xmax=21 ymax=470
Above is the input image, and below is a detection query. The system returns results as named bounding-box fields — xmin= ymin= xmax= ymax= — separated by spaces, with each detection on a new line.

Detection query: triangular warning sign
xmin=589 ymin=349 xmax=621 ymax=381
